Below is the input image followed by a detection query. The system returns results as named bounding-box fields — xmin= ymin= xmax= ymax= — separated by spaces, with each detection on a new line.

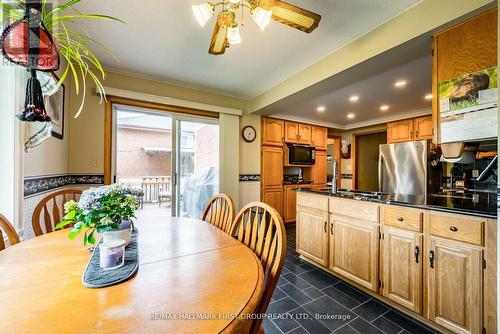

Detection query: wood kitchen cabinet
xmin=414 ymin=116 xmax=433 ymax=141
xmin=330 ymin=214 xmax=380 ymax=291
xmin=311 ymin=126 xmax=328 ymax=150
xmin=311 ymin=150 xmax=327 ymax=187
xmin=261 ymin=146 xmax=283 ymax=188
xmin=262 ymin=187 xmax=284 ymax=218
xmin=382 ymin=227 xmax=423 ymax=314
xmin=387 ymin=116 xmax=433 ymax=143
xmin=284 ymin=184 xmax=311 ymax=223
xmin=427 ymin=236 xmax=483 ymax=334
xmin=262 ymin=117 xmax=284 ymax=146
xmin=297 ymin=206 xmax=329 ymax=266
xmin=284 ymin=121 xmax=312 ymax=144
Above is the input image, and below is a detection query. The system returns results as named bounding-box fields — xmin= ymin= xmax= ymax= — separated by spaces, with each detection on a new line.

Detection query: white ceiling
xmin=272 ymin=55 xmax=433 ymax=129
xmin=73 ymin=0 xmax=421 ymax=99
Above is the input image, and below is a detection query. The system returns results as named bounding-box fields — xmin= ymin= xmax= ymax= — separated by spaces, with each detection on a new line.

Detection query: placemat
xmin=82 ymin=229 xmax=139 ymax=288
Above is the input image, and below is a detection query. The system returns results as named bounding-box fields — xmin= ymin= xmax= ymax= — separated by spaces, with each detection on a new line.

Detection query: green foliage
xmin=55 ymin=185 xmax=142 ymax=246
xmin=0 ymin=0 xmax=124 ymax=118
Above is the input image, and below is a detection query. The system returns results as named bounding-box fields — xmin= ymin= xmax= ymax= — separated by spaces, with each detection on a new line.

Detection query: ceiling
xmin=272 ymin=55 xmax=433 ymax=129
xmin=73 ymin=0 xmax=421 ymax=99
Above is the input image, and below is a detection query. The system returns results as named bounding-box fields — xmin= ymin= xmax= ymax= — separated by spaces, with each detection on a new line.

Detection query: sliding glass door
xmin=112 ymin=105 xmax=219 ymax=220
xmin=173 ymin=117 xmax=219 ymax=218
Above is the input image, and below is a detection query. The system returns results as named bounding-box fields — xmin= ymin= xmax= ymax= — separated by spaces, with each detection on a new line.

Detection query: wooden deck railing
xmin=117 ymin=176 xmax=171 ymax=203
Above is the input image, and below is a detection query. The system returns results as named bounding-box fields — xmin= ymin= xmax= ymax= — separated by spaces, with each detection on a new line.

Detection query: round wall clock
xmin=242 ymin=125 xmax=256 ymax=143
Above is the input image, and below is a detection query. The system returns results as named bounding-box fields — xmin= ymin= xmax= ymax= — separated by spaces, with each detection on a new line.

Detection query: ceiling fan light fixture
xmin=192 ymin=3 xmax=214 ymax=27
xmin=227 ymin=25 xmax=242 ymax=45
xmin=252 ymin=6 xmax=272 ymax=31
xmin=228 ymin=0 xmax=241 ymax=3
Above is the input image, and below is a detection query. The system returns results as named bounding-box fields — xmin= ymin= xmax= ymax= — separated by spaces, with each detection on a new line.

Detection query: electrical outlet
xmin=472 ymin=169 xmax=479 ymax=178
xmin=92 ymin=159 xmax=99 ymax=168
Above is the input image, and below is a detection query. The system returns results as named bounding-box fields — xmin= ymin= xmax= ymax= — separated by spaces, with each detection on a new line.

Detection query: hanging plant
xmin=0 ymin=0 xmax=124 ymax=118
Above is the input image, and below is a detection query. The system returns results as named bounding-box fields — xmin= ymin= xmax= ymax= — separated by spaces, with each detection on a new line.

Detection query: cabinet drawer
xmin=330 ymin=198 xmax=379 ymax=223
xmin=428 ymin=212 xmax=485 ymax=246
xmin=383 ymin=205 xmax=423 ymax=232
xmin=297 ymin=192 xmax=329 ymax=211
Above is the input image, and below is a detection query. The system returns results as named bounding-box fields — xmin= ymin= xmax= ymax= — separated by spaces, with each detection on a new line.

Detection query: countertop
xmin=295 ymin=187 xmax=497 ymax=219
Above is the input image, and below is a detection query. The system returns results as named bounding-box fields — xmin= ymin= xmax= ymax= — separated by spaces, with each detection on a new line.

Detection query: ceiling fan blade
xmin=208 ymin=11 xmax=232 ymax=55
xmin=259 ymin=0 xmax=321 ymax=33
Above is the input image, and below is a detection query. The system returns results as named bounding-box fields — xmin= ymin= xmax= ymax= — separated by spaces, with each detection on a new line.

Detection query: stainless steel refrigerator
xmin=378 ymin=140 xmax=428 ymax=196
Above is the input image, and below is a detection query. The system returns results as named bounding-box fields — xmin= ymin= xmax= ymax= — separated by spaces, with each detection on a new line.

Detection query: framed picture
xmin=43 ymin=75 xmax=65 ymax=139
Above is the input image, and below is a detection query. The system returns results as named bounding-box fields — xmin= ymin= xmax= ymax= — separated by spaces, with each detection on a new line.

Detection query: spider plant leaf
xmin=56 ymin=14 xmax=125 ymax=24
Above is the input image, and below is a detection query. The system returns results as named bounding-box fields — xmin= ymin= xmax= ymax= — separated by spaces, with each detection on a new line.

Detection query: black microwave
xmin=287 ymin=144 xmax=315 ymax=165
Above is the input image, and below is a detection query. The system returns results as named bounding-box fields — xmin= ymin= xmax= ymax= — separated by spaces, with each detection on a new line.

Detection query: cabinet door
xmin=297 ymin=207 xmax=329 ymax=266
xmin=262 ymin=187 xmax=284 ymax=219
xmin=427 ymin=237 xmax=483 ymax=334
xmin=414 ymin=116 xmax=433 ymax=141
xmin=312 ymin=151 xmax=327 ymax=186
xmin=331 ymin=214 xmax=379 ymax=291
xmin=298 ymin=124 xmax=312 ymax=144
xmin=284 ymin=121 xmax=299 ymax=143
xmin=284 ymin=184 xmax=310 ymax=223
xmin=262 ymin=118 xmax=284 ymax=146
xmin=387 ymin=119 xmax=414 ymax=143
xmin=311 ymin=126 xmax=327 ymax=150
xmin=261 ymin=147 xmax=283 ymax=188
xmin=382 ymin=227 xmax=422 ymax=314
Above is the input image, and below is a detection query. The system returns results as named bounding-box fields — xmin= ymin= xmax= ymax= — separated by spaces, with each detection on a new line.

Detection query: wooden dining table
xmin=0 ymin=217 xmax=264 ymax=334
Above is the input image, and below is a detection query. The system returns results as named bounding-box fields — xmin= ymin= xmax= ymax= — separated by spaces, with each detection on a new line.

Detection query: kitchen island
xmin=295 ymin=188 xmax=496 ymax=334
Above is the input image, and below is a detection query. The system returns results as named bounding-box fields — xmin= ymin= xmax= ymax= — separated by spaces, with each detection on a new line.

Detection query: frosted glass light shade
xmin=252 ymin=7 xmax=272 ymax=31
xmin=228 ymin=0 xmax=241 ymax=3
xmin=192 ymin=3 xmax=214 ymax=27
xmin=226 ymin=26 xmax=242 ymax=45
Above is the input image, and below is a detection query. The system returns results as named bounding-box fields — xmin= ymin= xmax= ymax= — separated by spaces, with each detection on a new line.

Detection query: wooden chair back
xmin=229 ymin=202 xmax=286 ymax=333
xmin=201 ymin=194 xmax=235 ymax=233
xmin=32 ymin=189 xmax=82 ymax=236
xmin=0 ymin=213 xmax=20 ymax=250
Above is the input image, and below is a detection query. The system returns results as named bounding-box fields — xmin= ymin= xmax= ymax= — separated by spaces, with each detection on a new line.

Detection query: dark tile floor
xmin=264 ymin=225 xmax=440 ymax=334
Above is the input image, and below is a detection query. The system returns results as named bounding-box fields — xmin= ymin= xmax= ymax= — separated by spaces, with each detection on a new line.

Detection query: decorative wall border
xmin=239 ymin=174 xmax=260 ymax=182
xmin=24 ymin=174 xmax=104 ymax=197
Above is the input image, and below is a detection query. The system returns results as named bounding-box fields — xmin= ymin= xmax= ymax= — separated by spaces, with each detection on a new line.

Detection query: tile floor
xmin=264 ymin=225 xmax=439 ymax=334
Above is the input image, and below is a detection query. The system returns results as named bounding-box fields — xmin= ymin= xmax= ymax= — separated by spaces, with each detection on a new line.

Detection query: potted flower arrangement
xmin=56 ymin=184 xmax=144 ymax=246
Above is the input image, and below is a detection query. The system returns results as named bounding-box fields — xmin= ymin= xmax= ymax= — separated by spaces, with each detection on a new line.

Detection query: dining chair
xmin=0 ymin=213 xmax=20 ymax=250
xmin=229 ymin=202 xmax=287 ymax=334
xmin=201 ymin=193 xmax=235 ymax=233
xmin=32 ymin=189 xmax=82 ymax=236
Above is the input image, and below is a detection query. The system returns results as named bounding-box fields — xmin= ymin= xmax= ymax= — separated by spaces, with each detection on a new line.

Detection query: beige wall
xmin=239 ymin=114 xmax=261 ymax=174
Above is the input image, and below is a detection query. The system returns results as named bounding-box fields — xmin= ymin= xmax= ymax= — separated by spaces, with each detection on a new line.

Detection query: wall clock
xmin=242 ymin=125 xmax=256 ymax=143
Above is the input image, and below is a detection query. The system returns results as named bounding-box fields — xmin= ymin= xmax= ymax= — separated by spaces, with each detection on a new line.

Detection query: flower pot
xmin=102 ymin=227 xmax=132 ymax=246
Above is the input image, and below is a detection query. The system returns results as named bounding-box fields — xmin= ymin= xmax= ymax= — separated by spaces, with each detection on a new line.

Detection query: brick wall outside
xmin=194 ymin=124 xmax=219 ymax=172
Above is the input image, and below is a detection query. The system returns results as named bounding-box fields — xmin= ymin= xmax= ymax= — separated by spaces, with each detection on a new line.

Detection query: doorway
xmin=354 ymin=131 xmax=387 ymax=191
xmin=112 ymin=105 xmax=219 ymax=220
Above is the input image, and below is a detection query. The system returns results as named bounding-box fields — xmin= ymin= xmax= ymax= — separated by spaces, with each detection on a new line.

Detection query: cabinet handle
xmin=397 ymin=216 xmax=404 ymax=222
xmin=324 ymin=221 xmax=327 ymax=233
xmin=330 ymin=223 xmax=334 ymax=235
xmin=429 ymin=250 xmax=435 ymax=268
xmin=414 ymin=245 xmax=420 ymax=263
xmin=449 ymin=226 xmax=458 ymax=232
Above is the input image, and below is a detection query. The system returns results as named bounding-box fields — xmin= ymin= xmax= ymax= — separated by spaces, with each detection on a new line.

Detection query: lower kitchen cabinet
xmin=382 ymin=227 xmax=423 ymax=314
xmin=296 ymin=206 xmax=329 ymax=266
xmin=262 ymin=187 xmax=284 ymax=218
xmin=283 ymin=184 xmax=311 ymax=223
xmin=330 ymin=214 xmax=379 ymax=292
xmin=427 ymin=236 xmax=483 ymax=334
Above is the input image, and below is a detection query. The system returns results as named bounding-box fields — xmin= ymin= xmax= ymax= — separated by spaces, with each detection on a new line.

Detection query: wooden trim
xmin=103 ymin=96 xmax=220 ymax=185
xmin=431 ymin=37 xmax=439 ymax=145
xmin=352 ymin=129 xmax=387 ymax=189
xmin=107 ymin=96 xmax=219 ymax=119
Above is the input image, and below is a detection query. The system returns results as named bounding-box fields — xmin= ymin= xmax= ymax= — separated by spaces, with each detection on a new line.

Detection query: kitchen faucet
xmin=332 ymin=158 xmax=339 ymax=194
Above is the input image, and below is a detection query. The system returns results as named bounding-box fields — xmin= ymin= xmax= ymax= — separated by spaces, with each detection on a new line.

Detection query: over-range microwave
xmin=286 ymin=143 xmax=316 ymax=165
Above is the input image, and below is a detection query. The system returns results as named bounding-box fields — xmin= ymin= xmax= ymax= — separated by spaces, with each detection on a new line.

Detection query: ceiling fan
xmin=192 ymin=0 xmax=321 ymax=55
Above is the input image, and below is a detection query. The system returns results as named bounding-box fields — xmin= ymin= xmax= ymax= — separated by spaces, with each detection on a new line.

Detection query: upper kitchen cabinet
xmin=432 ymin=9 xmax=498 ymax=144
xmin=387 ymin=118 xmax=414 ymax=143
xmin=284 ymin=121 xmax=312 ymax=144
xmin=311 ymin=126 xmax=328 ymax=150
xmin=262 ymin=117 xmax=284 ymax=146
xmin=387 ymin=116 xmax=433 ymax=143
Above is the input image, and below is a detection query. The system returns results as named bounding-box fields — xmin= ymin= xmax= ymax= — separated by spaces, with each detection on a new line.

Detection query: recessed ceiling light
xmin=349 ymin=95 xmax=359 ymax=102
xmin=424 ymin=93 xmax=433 ymax=100
xmin=394 ymin=80 xmax=407 ymax=88
xmin=317 ymin=106 xmax=326 ymax=112
xmin=380 ymin=105 xmax=389 ymax=111
xmin=347 ymin=113 xmax=355 ymax=119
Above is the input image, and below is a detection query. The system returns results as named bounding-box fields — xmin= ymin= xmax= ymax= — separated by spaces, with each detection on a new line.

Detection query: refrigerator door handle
xmin=378 ymin=155 xmax=384 ymax=193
